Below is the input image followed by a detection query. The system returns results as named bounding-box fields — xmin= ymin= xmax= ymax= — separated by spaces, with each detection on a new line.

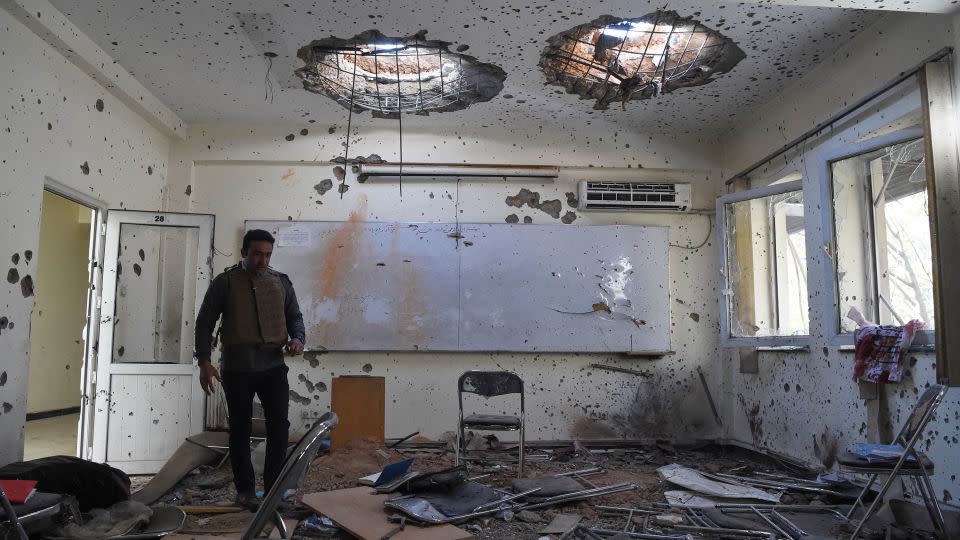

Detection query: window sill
xmin=721 ymin=336 xmax=811 ymax=349
xmin=756 ymin=345 xmax=810 ymax=353
xmin=837 ymin=344 xmax=935 ymax=353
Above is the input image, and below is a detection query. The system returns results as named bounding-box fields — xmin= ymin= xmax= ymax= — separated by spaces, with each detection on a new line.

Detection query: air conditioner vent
xmin=578 ymin=181 xmax=691 ymax=212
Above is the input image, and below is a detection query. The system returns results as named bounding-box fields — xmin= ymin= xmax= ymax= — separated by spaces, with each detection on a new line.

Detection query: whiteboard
xmin=246 ymin=220 xmax=670 ymax=352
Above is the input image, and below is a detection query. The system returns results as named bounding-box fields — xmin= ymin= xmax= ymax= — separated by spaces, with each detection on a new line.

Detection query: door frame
xmin=41 ymin=178 xmax=107 ymax=460
xmin=89 ymin=210 xmax=214 ymax=472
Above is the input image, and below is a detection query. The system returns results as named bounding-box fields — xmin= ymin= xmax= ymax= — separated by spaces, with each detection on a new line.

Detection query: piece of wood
xmin=131 ymin=431 xmax=229 ymax=505
xmin=302 ymin=487 xmax=473 ymax=540
xmin=177 ymin=506 xmax=244 ymax=514
xmin=541 ymin=513 xmax=582 ymax=534
xmin=330 ymin=376 xmax=385 ymax=449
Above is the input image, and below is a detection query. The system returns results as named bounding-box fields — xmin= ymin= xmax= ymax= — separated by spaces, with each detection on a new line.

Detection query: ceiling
xmin=47 ymin=0 xmax=905 ymax=137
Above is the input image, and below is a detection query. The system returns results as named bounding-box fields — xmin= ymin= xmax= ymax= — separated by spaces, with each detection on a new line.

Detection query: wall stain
xmin=505 ymin=188 xmax=563 ymax=218
xmin=813 ymin=431 xmax=839 ymax=468
xmin=24 ymin=251 xmax=32 ymax=263
xmin=298 ymin=373 xmax=316 ymax=393
xmin=6 ymin=268 xmax=18 ymax=284
xmin=310 ymin=197 xmax=367 ymax=343
xmin=11 ymin=253 xmax=19 ymax=265
xmin=0 ymin=371 xmax=6 ymax=385
xmin=20 ymin=275 xmax=33 ymax=297
xmin=505 ymin=214 xmax=519 ymax=223
xmin=81 ymin=161 xmax=90 ymax=175
xmin=738 ymin=393 xmax=763 ymax=447
xmin=560 ymin=211 xmax=578 ymax=224
xmin=95 ymin=99 xmax=104 ymax=112
xmin=289 ymin=390 xmax=311 ymax=405
xmin=314 ymin=179 xmax=334 ymax=195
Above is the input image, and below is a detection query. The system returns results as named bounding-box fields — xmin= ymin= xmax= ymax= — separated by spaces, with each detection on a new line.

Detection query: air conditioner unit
xmin=577 ymin=181 xmax=692 ymax=212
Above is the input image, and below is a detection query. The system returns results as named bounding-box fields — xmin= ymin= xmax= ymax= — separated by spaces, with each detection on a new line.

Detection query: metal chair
xmin=840 ymin=384 xmax=948 ymax=539
xmin=242 ymin=411 xmax=338 ymax=540
xmin=455 ymin=371 xmax=525 ymax=477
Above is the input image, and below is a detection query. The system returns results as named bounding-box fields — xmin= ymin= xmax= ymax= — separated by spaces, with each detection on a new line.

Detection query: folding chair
xmin=455 ymin=371 xmax=525 ymax=477
xmin=242 ymin=411 xmax=338 ymax=540
xmin=839 ymin=384 xmax=948 ymax=539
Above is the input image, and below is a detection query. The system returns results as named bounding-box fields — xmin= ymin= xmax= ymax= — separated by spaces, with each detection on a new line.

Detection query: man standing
xmin=194 ymin=229 xmax=305 ymax=509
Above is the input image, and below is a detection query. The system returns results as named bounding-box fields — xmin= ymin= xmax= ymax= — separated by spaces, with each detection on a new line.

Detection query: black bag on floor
xmin=0 ymin=455 xmax=130 ymax=511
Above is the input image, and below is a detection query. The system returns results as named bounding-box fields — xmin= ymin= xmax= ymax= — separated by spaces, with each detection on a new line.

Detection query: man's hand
xmin=199 ymin=361 xmax=221 ymax=395
xmin=285 ymin=338 xmax=304 ymax=356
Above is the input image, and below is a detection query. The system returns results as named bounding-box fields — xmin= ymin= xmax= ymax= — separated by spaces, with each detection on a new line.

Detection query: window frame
xmin=716 ymin=179 xmax=810 ymax=348
xmin=819 ymin=127 xmax=936 ymax=349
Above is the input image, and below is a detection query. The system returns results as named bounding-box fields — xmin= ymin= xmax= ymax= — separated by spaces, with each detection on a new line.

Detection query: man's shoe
xmin=235 ymin=492 xmax=261 ymax=512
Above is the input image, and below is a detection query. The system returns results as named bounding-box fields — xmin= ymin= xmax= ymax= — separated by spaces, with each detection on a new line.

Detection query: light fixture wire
xmin=340 ymin=43 xmax=358 ymax=200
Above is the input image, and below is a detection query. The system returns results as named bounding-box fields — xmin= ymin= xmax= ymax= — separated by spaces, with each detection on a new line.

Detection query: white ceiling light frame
xmin=354 ymin=163 xmax=559 ymax=183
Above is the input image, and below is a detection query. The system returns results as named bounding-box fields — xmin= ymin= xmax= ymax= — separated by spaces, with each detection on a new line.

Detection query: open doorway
xmin=23 ymin=189 xmax=97 ymax=461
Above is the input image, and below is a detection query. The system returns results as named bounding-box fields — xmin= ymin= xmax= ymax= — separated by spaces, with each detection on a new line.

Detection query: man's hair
xmin=242 ymin=229 xmax=275 ymax=251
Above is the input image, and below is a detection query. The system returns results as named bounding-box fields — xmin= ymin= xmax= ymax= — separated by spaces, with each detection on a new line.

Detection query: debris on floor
xmin=115 ymin=434 xmax=932 ymax=539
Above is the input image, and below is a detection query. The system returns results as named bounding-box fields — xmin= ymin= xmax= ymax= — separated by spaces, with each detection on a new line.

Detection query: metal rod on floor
xmin=724 ymin=46 xmax=953 ymax=186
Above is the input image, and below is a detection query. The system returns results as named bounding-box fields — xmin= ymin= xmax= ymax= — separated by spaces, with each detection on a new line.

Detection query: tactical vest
xmin=220 ymin=267 xmax=288 ymax=347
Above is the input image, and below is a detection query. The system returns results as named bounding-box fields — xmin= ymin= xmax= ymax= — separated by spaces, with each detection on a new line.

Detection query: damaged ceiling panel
xmin=540 ymin=11 xmax=745 ymax=110
xmin=295 ymin=30 xmax=506 ymax=118
xmin=50 ymin=0 xmax=884 ymax=135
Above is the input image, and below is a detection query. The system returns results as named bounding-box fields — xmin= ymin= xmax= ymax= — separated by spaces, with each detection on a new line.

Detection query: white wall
xmin=720 ymin=12 xmax=960 ymax=500
xmin=169 ymin=121 xmax=728 ymax=441
xmin=0 ymin=7 xmax=170 ymax=464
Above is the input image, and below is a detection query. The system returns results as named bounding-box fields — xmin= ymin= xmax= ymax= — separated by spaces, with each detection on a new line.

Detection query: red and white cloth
xmin=852 ymin=319 xmax=924 ymax=383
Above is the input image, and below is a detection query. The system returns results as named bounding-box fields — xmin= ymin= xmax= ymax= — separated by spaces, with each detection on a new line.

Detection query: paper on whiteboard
xmin=278 ymin=225 xmax=311 ymax=247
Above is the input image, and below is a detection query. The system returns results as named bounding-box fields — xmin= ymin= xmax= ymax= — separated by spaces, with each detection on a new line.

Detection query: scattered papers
xmin=853 ymin=443 xmax=915 ymax=463
xmin=657 ymin=464 xmax=780 ymax=503
xmin=664 ymin=490 xmax=721 ymax=508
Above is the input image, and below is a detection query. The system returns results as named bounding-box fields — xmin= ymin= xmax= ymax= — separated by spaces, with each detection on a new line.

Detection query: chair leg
xmin=845 ymin=473 xmax=878 ymax=520
xmin=518 ymin=423 xmax=525 ymax=478
xmin=849 ymin=456 xmax=916 ymax=539
xmin=0 ymin=488 xmax=28 ymax=540
xmin=455 ymin=425 xmax=463 ymax=467
xmin=272 ymin=509 xmax=288 ymax=539
xmin=917 ymin=467 xmax=946 ymax=534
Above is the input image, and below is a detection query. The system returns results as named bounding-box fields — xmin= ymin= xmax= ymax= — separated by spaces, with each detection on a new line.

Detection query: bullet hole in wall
xmin=20 ymin=275 xmax=33 ymax=297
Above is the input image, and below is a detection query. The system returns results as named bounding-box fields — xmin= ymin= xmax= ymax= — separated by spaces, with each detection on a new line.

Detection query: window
xmin=717 ymin=180 xmax=809 ymax=345
xmin=830 ymin=138 xmax=935 ymax=337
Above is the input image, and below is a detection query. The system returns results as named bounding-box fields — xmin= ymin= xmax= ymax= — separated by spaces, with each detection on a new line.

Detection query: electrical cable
xmin=669 ymin=214 xmax=712 ymax=250
xmin=339 ymin=44 xmax=358 ymax=200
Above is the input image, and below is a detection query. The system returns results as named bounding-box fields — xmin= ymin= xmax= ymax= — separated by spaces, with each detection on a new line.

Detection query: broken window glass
xmin=723 ymin=186 xmax=809 ymax=338
xmin=113 ymin=224 xmax=199 ymax=364
xmin=831 ymin=138 xmax=934 ymax=334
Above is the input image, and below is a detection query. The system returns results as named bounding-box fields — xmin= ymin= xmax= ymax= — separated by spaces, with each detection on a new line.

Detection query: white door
xmin=88 ymin=211 xmax=214 ymax=474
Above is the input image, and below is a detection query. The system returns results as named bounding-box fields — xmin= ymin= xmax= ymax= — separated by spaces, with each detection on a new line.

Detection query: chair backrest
xmin=458 ymin=371 xmax=523 ymax=398
xmin=243 ymin=411 xmax=338 ymax=540
xmin=895 ymin=384 xmax=947 ymax=447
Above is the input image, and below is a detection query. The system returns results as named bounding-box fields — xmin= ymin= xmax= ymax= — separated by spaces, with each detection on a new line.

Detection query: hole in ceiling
xmin=540 ymin=11 xmax=745 ymax=110
xmin=295 ymin=30 xmax=506 ymax=118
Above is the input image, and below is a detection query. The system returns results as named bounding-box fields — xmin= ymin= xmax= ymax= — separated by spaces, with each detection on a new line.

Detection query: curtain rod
xmin=725 ymin=46 xmax=953 ymax=186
